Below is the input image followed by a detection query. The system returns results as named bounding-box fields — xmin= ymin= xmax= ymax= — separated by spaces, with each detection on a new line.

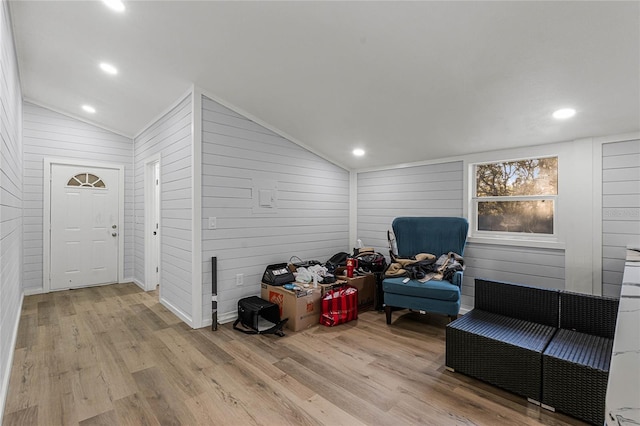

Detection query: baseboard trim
xmin=0 ymin=292 xmax=24 ymax=424
xmin=200 ymin=310 xmax=237 ymax=329
xmin=129 ymin=278 xmax=145 ymax=291
xmin=23 ymin=287 xmax=44 ymax=296
xmin=159 ymin=296 xmax=194 ymax=328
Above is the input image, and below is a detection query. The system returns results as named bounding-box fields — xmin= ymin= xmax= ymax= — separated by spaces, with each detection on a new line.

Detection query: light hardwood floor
xmin=3 ymin=283 xmax=585 ymax=426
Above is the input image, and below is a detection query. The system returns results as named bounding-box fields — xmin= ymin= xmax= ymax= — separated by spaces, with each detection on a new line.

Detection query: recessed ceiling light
xmin=102 ymin=0 xmax=125 ymax=12
xmin=552 ymin=108 xmax=576 ymax=119
xmin=82 ymin=105 xmax=96 ymax=114
xmin=353 ymin=148 xmax=365 ymax=157
xmin=99 ymin=62 xmax=118 ymax=75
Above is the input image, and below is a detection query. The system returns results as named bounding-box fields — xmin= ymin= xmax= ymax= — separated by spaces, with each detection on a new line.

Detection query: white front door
xmin=50 ymin=164 xmax=120 ymax=290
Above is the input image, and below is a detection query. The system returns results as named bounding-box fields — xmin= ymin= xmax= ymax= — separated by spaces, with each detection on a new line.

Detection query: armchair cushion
xmin=383 ymin=277 xmax=460 ymax=301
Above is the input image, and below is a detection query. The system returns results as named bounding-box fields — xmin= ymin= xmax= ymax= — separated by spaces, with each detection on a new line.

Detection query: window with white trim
xmin=67 ymin=173 xmax=106 ymax=188
xmin=471 ymin=157 xmax=558 ymax=237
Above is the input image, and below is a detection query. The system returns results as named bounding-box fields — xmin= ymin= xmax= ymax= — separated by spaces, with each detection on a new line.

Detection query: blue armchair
xmin=383 ymin=217 xmax=469 ymax=324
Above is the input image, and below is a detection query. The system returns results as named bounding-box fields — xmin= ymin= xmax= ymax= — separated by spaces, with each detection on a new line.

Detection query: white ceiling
xmin=9 ymin=1 xmax=640 ymax=170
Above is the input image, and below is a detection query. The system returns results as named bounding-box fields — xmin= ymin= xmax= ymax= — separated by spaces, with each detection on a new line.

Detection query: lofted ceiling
xmin=8 ymin=1 xmax=640 ymax=170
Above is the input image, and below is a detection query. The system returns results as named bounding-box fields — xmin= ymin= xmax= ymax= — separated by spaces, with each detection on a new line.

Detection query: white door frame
xmin=144 ymin=154 xmax=162 ymax=292
xmin=43 ymin=157 xmax=125 ymax=292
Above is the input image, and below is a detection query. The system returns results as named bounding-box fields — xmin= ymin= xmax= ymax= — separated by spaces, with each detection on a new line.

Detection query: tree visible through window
xmin=474 ymin=157 xmax=557 ymax=234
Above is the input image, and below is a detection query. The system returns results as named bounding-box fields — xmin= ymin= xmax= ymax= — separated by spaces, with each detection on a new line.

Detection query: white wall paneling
xmin=461 ymin=243 xmax=565 ymax=308
xmin=356 ymin=161 xmax=464 ymax=255
xmin=22 ymin=103 xmax=134 ymax=292
xmin=0 ymin=0 xmax=23 ymax=420
xmin=134 ymin=94 xmax=194 ymax=325
xmin=602 ymin=138 xmax=640 ymax=297
xmin=200 ymin=94 xmax=350 ymax=324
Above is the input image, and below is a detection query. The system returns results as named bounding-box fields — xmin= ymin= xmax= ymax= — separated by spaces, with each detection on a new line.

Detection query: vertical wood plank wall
xmin=134 ymin=95 xmax=193 ymax=320
xmin=200 ymin=95 xmax=350 ymax=322
xmin=21 ymin=103 xmax=135 ymax=292
xmin=602 ymin=139 xmax=640 ymax=297
xmin=0 ymin=0 xmax=23 ymax=416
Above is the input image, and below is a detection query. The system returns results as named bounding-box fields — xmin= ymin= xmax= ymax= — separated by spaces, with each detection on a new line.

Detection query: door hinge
xmin=156 ymin=179 xmax=159 ymax=185
xmin=156 ymin=267 xmax=159 ymax=273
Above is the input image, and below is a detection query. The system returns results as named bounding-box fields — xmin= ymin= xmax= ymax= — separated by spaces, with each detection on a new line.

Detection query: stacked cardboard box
xmin=260 ymin=283 xmax=322 ymax=332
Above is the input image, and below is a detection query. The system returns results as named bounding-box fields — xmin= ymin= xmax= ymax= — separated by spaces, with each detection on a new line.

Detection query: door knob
xmin=112 ymin=232 xmax=117 ymax=237
xmin=112 ymin=225 xmax=117 ymax=229
xmin=153 ymin=231 xmax=157 ymax=235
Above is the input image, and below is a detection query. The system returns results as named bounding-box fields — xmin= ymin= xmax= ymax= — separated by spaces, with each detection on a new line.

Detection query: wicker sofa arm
xmin=560 ymin=291 xmax=619 ymax=338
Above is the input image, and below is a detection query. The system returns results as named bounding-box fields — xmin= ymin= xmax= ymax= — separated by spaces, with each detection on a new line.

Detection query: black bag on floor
xmin=233 ymin=296 xmax=288 ymax=337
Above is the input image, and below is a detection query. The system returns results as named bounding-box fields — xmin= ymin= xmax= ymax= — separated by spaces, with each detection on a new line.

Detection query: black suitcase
xmin=233 ymin=296 xmax=288 ymax=336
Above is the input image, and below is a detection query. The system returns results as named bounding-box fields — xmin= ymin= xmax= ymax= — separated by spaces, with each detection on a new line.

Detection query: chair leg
xmin=384 ymin=305 xmax=392 ymax=324
xmin=448 ymin=315 xmax=457 ymax=323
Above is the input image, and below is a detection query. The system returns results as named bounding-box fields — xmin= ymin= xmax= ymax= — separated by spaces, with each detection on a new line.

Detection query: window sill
xmin=467 ymin=236 xmax=566 ymax=250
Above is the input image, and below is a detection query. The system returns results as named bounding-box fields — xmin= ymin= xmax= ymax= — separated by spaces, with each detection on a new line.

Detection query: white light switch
xmin=259 ymin=189 xmax=274 ymax=207
xmin=208 ymin=217 xmax=217 ymax=229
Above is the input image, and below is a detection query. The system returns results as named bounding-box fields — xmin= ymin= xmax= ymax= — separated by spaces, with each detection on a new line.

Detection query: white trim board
xmin=131 ymin=278 xmax=146 ymax=292
xmin=42 ymin=157 xmax=126 ymax=292
xmin=133 ymin=88 xmax=194 ymax=140
xmin=160 ymin=296 xmax=193 ymax=328
xmin=191 ymin=87 xmax=203 ymax=329
xmin=0 ymin=293 xmax=23 ymax=425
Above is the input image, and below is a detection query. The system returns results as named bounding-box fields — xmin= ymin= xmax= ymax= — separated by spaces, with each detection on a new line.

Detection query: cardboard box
xmin=260 ymin=283 xmax=322 ymax=332
xmin=335 ymin=273 xmax=376 ymax=309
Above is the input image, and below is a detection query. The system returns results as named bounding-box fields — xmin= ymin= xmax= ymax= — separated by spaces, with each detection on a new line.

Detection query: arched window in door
xmin=66 ymin=173 xmax=106 ymax=188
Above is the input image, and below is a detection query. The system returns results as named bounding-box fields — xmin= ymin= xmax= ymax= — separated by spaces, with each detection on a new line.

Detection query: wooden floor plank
xmin=2 ymin=406 xmax=38 ymax=426
xmin=131 ymin=366 xmax=198 ymax=426
xmin=112 ymin=392 xmax=160 ymax=426
xmin=4 ymin=346 xmax=40 ymax=414
xmin=14 ymin=314 xmax=37 ymax=350
xmin=70 ymin=365 xmax=114 ymax=422
xmin=37 ymin=370 xmax=76 ymax=426
xmin=273 ymin=356 xmax=400 ymax=425
xmin=78 ymin=409 xmax=118 ymax=426
xmin=53 ymin=293 xmax=77 ymax=318
xmin=2 ymin=283 xmax=587 ymax=426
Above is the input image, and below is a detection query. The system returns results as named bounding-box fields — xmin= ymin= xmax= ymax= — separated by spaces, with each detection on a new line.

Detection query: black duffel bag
xmin=233 ymin=296 xmax=287 ymax=337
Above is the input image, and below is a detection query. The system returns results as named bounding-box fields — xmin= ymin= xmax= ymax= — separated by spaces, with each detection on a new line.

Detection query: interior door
xmin=50 ymin=164 xmax=119 ymax=290
xmin=151 ymin=161 xmax=160 ymax=287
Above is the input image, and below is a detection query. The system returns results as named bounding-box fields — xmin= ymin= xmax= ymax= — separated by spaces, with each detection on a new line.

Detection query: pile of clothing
xmin=385 ymin=252 xmax=464 ymax=282
xmin=294 ymin=264 xmax=335 ymax=284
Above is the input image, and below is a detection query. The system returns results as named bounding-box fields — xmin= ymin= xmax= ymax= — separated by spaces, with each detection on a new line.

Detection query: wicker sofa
xmin=446 ymin=278 xmax=619 ymax=425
